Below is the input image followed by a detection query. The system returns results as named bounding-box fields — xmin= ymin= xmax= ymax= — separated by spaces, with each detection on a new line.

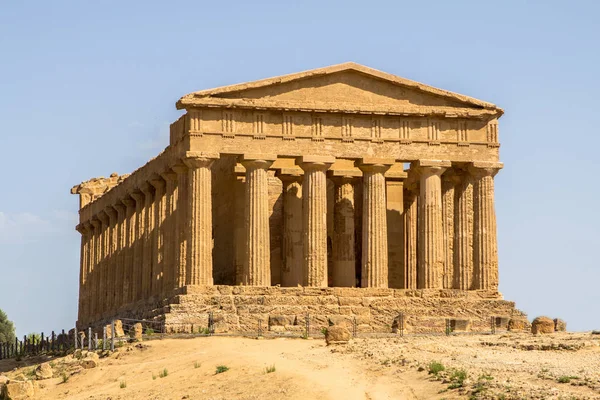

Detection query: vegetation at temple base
xmin=0 ymin=308 xmax=16 ymax=343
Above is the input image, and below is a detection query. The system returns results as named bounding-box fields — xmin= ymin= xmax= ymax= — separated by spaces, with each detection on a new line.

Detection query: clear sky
xmin=1 ymin=1 xmax=598 ymax=337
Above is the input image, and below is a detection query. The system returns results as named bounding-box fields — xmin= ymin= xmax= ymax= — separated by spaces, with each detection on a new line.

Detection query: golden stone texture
xmin=71 ymin=63 xmax=511 ymax=330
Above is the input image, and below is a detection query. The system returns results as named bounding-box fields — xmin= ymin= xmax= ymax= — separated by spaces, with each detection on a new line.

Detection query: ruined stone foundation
xmin=111 ymin=286 xmax=525 ymax=334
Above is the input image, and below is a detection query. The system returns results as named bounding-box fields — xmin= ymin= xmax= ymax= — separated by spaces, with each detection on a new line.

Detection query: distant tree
xmin=0 ymin=309 xmax=16 ymax=343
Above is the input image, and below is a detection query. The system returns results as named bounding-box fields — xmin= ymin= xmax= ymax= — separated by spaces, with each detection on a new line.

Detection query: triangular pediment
xmin=177 ymin=62 xmax=502 ymax=117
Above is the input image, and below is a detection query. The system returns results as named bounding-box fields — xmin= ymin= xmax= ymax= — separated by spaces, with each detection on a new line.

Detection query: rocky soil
xmin=0 ymin=332 xmax=598 ymax=399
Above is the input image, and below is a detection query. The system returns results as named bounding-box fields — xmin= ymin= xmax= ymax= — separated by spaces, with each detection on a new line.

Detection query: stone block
xmin=328 ymin=315 xmax=353 ymax=329
xmin=325 ymin=326 xmax=351 ymax=345
xmin=1 ymin=380 xmax=34 ymax=399
xmin=554 ymin=318 xmax=567 ymax=332
xmin=269 ymin=315 xmax=295 ymax=327
xmin=338 ymin=297 xmax=362 ymax=306
xmin=531 ymin=316 xmax=555 ymax=334
xmin=131 ymin=323 xmax=143 ymax=341
xmin=508 ymin=318 xmax=528 ymax=331
xmin=34 ymin=363 xmax=53 ymax=380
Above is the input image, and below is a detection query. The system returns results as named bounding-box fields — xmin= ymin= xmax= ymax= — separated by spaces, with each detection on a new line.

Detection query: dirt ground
xmin=1 ymin=332 xmax=599 ymax=400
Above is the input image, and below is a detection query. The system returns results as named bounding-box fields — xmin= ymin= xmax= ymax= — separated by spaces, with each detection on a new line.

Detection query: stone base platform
xmin=87 ymin=286 xmax=527 ymax=335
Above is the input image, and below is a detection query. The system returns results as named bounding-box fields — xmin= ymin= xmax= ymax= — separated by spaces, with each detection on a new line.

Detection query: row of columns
xmin=76 ymin=152 xmax=501 ymax=325
xmin=76 ymin=151 xmax=218 ymax=326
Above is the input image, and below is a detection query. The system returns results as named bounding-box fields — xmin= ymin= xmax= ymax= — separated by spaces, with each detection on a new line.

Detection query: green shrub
xmin=265 ymin=364 xmax=276 ymax=374
xmin=557 ymin=375 xmax=578 ymax=383
xmin=145 ymin=328 xmax=155 ymax=336
xmin=448 ymin=369 xmax=468 ymax=389
xmin=428 ymin=361 xmax=445 ymax=376
xmin=215 ymin=365 xmax=229 ymax=374
xmin=119 ymin=380 xmax=127 ymax=389
xmin=194 ymin=361 xmax=201 ymax=369
xmin=159 ymin=368 xmax=168 ymax=378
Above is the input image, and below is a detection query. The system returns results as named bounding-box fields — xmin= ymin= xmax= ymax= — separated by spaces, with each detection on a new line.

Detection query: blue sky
xmin=1 ymin=1 xmax=598 ymax=336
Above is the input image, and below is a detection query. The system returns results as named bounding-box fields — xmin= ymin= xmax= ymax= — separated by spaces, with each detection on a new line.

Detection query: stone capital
xmin=83 ymin=221 xmax=93 ymax=231
xmin=149 ymin=175 xmax=166 ymax=190
xmin=384 ymin=170 xmax=408 ymax=181
xmin=276 ymin=167 xmax=304 ymax=182
xmin=75 ymin=223 xmax=87 ymax=234
xmin=327 ymin=169 xmax=362 ymax=179
xmin=90 ymin=217 xmax=101 ymax=229
xmin=160 ymin=169 xmax=177 ymax=182
xmin=139 ymin=181 xmax=154 ymax=195
xmin=442 ymin=169 xmax=462 ymax=186
xmin=105 ymin=206 xmax=118 ymax=220
xmin=240 ymin=154 xmax=277 ymax=172
xmin=130 ymin=191 xmax=145 ymax=203
xmin=121 ymin=196 xmax=136 ymax=208
xmin=296 ymin=155 xmax=335 ymax=171
xmin=171 ymin=163 xmax=188 ymax=175
xmin=183 ymin=151 xmax=219 ymax=169
xmin=97 ymin=211 xmax=109 ymax=225
xmin=113 ymin=203 xmax=126 ymax=215
xmin=416 ymin=159 xmax=452 ymax=168
xmin=469 ymin=162 xmax=503 ymax=177
xmin=357 ymin=158 xmax=394 ymax=174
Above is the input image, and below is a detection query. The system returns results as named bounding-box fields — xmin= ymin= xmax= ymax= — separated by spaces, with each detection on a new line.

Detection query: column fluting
xmin=470 ymin=162 xmax=502 ymax=291
xmin=241 ymin=156 xmax=276 ymax=286
xmin=453 ymin=170 xmax=474 ymax=290
xmin=403 ymin=184 xmax=418 ymax=289
xmin=416 ymin=160 xmax=450 ymax=289
xmin=297 ymin=156 xmax=335 ymax=287
xmin=183 ymin=152 xmax=218 ymax=286
xmin=358 ymin=159 xmax=393 ymax=288
xmin=330 ymin=174 xmax=357 ymax=287
xmin=277 ymin=170 xmax=304 ymax=287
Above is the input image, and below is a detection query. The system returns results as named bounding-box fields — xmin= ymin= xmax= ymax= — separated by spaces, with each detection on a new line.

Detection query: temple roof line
xmin=177 ymin=62 xmax=503 ymax=114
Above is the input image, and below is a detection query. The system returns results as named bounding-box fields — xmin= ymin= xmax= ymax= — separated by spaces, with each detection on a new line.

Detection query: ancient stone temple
xmin=72 ymin=63 xmax=525 ymax=333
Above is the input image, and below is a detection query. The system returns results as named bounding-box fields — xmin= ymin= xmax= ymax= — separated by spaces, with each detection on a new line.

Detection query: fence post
xmin=305 ymin=313 xmax=310 ymax=338
xmin=111 ymin=320 xmax=115 ymax=352
xmin=102 ymin=326 xmax=107 ymax=351
xmin=258 ymin=319 xmax=262 ymax=338
xmin=88 ymin=327 xmax=92 ymax=351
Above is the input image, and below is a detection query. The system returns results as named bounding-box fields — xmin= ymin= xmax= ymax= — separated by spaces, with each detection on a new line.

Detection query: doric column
xmin=82 ymin=221 xmax=93 ymax=324
xmin=140 ymin=183 xmax=155 ymax=300
xmin=277 ymin=168 xmax=304 ymax=287
xmin=240 ymin=154 xmax=276 ymax=286
xmin=150 ymin=176 xmax=166 ymax=297
xmin=130 ymin=191 xmax=146 ymax=302
xmin=441 ymin=171 xmax=460 ymax=289
xmin=403 ymin=183 xmax=418 ymax=289
xmin=183 ymin=152 xmax=218 ymax=286
xmin=160 ymin=169 xmax=178 ymax=295
xmin=416 ymin=160 xmax=450 ymax=289
xmin=97 ymin=211 xmax=109 ymax=317
xmin=122 ymin=197 xmax=136 ymax=304
xmin=114 ymin=203 xmax=126 ymax=311
xmin=233 ymin=164 xmax=246 ymax=285
xmin=358 ymin=158 xmax=393 ymax=288
xmin=172 ymin=163 xmax=188 ymax=288
xmin=89 ymin=218 xmax=101 ymax=320
xmin=329 ymin=171 xmax=359 ymax=287
xmin=386 ymin=171 xmax=406 ymax=289
xmin=470 ymin=162 xmax=502 ymax=291
xmin=105 ymin=206 xmax=118 ymax=314
xmin=297 ymin=156 xmax=335 ymax=287
xmin=76 ymin=223 xmax=89 ymax=324
xmin=453 ymin=169 xmax=474 ymax=290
